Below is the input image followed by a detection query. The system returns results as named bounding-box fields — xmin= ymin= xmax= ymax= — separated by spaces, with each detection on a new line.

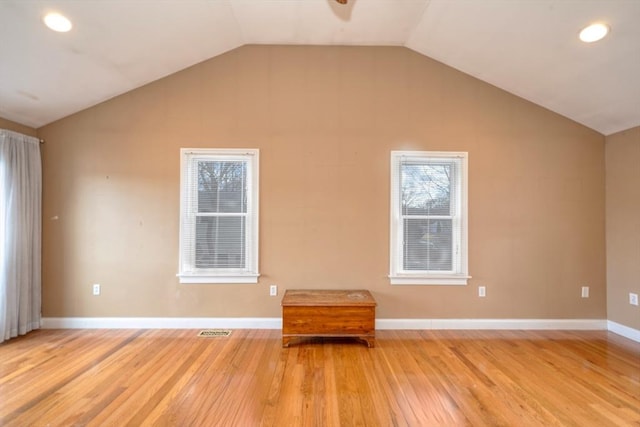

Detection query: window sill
xmin=389 ymin=275 xmax=470 ymax=286
xmin=177 ymin=274 xmax=259 ymax=284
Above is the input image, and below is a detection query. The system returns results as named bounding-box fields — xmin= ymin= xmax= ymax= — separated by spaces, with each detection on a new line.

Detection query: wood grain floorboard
xmin=0 ymin=329 xmax=638 ymax=426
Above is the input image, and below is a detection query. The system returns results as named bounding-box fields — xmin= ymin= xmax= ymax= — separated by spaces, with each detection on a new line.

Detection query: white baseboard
xmin=41 ymin=317 xmax=607 ymax=331
xmin=40 ymin=317 xmax=639 ymax=343
xmin=607 ymin=321 xmax=640 ymax=342
xmin=375 ymin=318 xmax=607 ymax=330
xmin=41 ymin=317 xmax=282 ymax=329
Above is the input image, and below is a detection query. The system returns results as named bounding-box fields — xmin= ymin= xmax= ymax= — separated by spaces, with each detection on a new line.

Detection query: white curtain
xmin=0 ymin=129 xmax=42 ymax=343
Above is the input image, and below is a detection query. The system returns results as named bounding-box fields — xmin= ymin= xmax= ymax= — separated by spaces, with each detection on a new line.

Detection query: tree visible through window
xmin=196 ymin=161 xmax=247 ymax=269
xmin=390 ymin=151 xmax=469 ymax=285
xmin=402 ymin=162 xmax=454 ymax=272
xmin=179 ymin=149 xmax=259 ymax=284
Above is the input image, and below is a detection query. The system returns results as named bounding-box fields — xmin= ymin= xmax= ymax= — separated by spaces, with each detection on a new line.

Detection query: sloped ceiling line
xmin=0 ymin=0 xmax=638 ymax=135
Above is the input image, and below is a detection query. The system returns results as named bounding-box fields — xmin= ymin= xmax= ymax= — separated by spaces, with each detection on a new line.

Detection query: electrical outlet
xmin=270 ymin=285 xmax=277 ymax=296
xmin=92 ymin=284 xmax=100 ymax=296
xmin=581 ymin=286 xmax=589 ymax=298
xmin=478 ymin=286 xmax=486 ymax=297
xmin=630 ymin=293 xmax=639 ymax=306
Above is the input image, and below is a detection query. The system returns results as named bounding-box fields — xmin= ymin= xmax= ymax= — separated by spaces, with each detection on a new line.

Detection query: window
xmin=390 ymin=151 xmax=469 ymax=285
xmin=178 ymin=149 xmax=259 ymax=283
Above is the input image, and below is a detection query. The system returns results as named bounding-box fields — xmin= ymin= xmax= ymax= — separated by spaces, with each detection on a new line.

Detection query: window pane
xmin=195 ymin=216 xmax=246 ymax=268
xmin=198 ymin=161 xmax=247 ymax=213
xmin=403 ymin=218 xmax=452 ymax=271
xmin=401 ymin=163 xmax=452 ymax=216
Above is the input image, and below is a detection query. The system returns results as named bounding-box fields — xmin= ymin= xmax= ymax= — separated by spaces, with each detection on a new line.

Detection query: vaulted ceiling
xmin=1 ymin=0 xmax=638 ymax=135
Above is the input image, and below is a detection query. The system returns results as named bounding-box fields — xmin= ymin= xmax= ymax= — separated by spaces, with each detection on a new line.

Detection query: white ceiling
xmin=1 ymin=0 xmax=638 ymax=135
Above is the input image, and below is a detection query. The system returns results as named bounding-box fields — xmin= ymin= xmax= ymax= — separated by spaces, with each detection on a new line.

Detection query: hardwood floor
xmin=0 ymin=329 xmax=638 ymax=426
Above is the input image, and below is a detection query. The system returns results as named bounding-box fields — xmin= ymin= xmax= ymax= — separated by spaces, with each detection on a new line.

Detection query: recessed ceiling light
xmin=43 ymin=12 xmax=72 ymax=33
xmin=579 ymin=23 xmax=609 ymax=43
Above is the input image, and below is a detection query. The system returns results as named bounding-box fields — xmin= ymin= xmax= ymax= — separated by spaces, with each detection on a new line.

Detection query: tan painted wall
xmin=606 ymin=127 xmax=640 ymax=329
xmin=0 ymin=117 xmax=37 ymax=137
xmin=38 ymin=45 xmax=606 ymax=319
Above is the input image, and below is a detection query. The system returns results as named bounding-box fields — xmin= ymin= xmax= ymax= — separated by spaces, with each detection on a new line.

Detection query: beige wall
xmin=37 ymin=45 xmax=606 ymax=319
xmin=0 ymin=117 xmax=37 ymax=137
xmin=606 ymin=127 xmax=640 ymax=329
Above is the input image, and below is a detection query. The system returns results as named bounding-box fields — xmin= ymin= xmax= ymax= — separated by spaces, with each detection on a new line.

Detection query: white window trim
xmin=178 ymin=148 xmax=259 ymax=284
xmin=389 ymin=151 xmax=470 ymax=286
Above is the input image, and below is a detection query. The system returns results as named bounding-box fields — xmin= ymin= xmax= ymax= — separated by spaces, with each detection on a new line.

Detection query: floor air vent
xmin=197 ymin=329 xmax=232 ymax=337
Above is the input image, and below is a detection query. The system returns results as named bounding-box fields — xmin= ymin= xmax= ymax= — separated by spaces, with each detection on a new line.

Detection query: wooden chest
xmin=281 ymin=289 xmax=376 ymax=348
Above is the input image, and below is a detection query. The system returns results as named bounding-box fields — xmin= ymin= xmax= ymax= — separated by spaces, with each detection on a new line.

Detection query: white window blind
xmin=178 ymin=149 xmax=259 ymax=283
xmin=390 ymin=151 xmax=469 ymax=285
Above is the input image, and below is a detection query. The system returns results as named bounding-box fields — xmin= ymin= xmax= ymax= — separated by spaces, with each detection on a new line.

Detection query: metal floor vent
xmin=197 ymin=329 xmax=232 ymax=337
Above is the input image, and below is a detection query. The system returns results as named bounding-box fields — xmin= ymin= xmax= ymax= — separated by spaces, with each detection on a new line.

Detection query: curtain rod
xmin=0 ymin=129 xmax=44 ymax=143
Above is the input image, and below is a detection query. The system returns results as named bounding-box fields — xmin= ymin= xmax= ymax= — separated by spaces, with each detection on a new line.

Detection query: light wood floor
xmin=0 ymin=329 xmax=638 ymax=426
